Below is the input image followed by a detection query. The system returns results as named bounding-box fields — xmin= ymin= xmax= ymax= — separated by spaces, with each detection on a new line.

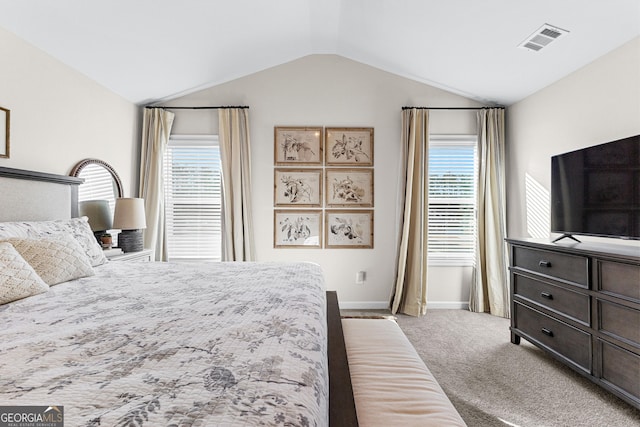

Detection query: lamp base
xmin=118 ymin=230 xmax=143 ymax=253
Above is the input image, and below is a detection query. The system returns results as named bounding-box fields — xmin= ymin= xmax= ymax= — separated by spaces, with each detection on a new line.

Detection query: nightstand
xmin=107 ymin=249 xmax=153 ymax=262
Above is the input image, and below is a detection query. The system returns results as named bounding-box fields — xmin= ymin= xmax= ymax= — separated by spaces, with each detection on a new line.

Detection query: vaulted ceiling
xmin=0 ymin=0 xmax=638 ymax=106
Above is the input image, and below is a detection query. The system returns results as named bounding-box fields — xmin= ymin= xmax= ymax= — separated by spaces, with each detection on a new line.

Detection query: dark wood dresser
xmin=507 ymin=238 xmax=640 ymax=409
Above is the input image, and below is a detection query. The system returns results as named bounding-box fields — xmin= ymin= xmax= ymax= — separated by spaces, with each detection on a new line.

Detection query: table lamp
xmin=113 ymin=198 xmax=146 ymax=252
xmin=79 ymin=200 xmax=112 ymax=243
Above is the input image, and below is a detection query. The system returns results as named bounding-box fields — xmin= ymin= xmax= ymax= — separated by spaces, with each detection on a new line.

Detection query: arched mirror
xmin=70 ymin=158 xmax=124 ymax=210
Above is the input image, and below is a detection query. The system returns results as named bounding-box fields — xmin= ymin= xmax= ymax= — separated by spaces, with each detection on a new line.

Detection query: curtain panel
xmin=218 ymin=108 xmax=255 ymax=261
xmin=391 ymin=108 xmax=429 ymax=316
xmin=139 ymin=108 xmax=175 ymax=261
xmin=470 ymin=108 xmax=509 ymax=317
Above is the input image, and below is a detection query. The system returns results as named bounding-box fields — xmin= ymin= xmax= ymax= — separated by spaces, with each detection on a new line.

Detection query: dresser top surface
xmin=506 ymin=238 xmax=640 ymax=262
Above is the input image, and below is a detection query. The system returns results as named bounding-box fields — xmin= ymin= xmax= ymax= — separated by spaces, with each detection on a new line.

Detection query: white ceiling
xmin=0 ymin=0 xmax=638 ymax=106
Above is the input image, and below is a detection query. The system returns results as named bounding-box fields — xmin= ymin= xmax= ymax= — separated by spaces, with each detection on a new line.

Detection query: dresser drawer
xmin=598 ymin=259 xmax=640 ymax=303
xmin=514 ymin=302 xmax=591 ymax=372
xmin=513 ymin=274 xmax=590 ymax=325
xmin=512 ymin=246 xmax=589 ymax=287
xmin=598 ymin=339 xmax=640 ymax=404
xmin=598 ymin=299 xmax=640 ymax=347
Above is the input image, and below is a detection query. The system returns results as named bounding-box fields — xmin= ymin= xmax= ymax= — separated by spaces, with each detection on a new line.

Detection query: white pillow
xmin=0 ymin=217 xmax=107 ymax=267
xmin=2 ymin=235 xmax=95 ymax=285
xmin=0 ymin=242 xmax=49 ymax=304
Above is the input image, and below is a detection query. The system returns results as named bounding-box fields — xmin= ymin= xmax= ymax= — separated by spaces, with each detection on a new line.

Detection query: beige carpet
xmin=391 ymin=310 xmax=640 ymax=427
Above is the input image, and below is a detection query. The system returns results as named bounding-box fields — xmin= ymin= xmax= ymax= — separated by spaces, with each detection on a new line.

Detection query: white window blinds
xmin=428 ymin=135 xmax=477 ymax=265
xmin=164 ymin=135 xmax=222 ymax=262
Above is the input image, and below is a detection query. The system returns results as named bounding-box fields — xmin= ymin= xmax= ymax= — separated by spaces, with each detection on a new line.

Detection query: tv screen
xmin=551 ymin=135 xmax=640 ymax=240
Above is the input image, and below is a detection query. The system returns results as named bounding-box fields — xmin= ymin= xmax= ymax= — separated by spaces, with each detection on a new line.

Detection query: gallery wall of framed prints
xmin=273 ymin=126 xmax=374 ymax=249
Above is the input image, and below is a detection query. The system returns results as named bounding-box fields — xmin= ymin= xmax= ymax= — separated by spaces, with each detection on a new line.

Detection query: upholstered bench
xmin=342 ymin=318 xmax=466 ymax=426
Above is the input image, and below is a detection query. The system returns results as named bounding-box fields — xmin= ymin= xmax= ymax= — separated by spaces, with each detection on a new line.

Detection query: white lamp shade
xmin=79 ymin=200 xmax=112 ymax=232
xmin=113 ymin=198 xmax=146 ymax=230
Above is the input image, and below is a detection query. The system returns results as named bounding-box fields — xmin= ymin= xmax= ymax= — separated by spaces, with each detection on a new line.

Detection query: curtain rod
xmin=402 ymin=106 xmax=504 ymax=110
xmin=144 ymin=105 xmax=249 ymax=110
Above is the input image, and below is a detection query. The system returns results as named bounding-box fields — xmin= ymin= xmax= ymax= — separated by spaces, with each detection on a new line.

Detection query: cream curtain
xmin=139 ymin=107 xmax=175 ymax=261
xmin=470 ymin=108 xmax=509 ymax=317
xmin=218 ymin=108 xmax=255 ymax=261
xmin=391 ymin=108 xmax=429 ymax=316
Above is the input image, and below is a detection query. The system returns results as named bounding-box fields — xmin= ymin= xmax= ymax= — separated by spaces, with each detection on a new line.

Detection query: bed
xmin=0 ymin=166 xmax=358 ymax=427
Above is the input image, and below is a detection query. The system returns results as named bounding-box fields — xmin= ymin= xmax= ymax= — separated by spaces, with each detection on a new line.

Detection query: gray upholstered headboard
xmin=0 ymin=166 xmax=83 ymax=222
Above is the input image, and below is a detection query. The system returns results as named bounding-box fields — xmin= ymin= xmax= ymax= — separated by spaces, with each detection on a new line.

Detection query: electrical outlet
xmin=356 ymin=271 xmax=366 ymax=285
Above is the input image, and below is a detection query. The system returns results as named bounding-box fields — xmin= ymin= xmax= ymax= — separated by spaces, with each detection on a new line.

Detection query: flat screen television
xmin=551 ymin=134 xmax=640 ymax=242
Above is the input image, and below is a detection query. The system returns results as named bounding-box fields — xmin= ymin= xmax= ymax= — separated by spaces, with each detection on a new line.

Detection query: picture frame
xmin=325 ymin=210 xmax=373 ymax=248
xmin=274 ymin=168 xmax=323 ymax=207
xmin=325 ymin=168 xmax=374 ymax=207
xmin=0 ymin=107 xmax=9 ymax=159
xmin=274 ymin=126 xmax=323 ymax=165
xmin=274 ymin=210 xmax=322 ymax=248
xmin=325 ymin=127 xmax=373 ymax=166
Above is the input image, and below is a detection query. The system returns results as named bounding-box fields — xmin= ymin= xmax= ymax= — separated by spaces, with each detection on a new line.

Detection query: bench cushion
xmin=342 ymin=318 xmax=466 ymax=426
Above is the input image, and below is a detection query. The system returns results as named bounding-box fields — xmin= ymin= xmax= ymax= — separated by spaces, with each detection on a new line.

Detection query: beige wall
xmin=506 ymin=37 xmax=640 ymax=246
xmin=11 ymin=25 xmax=635 ymax=308
xmin=0 ymin=27 xmax=139 ymax=195
xmin=168 ymin=55 xmax=482 ymax=308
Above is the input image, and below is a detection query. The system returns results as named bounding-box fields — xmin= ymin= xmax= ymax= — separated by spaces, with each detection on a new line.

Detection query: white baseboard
xmin=339 ymin=301 xmax=469 ymax=310
xmin=338 ymin=301 xmax=390 ymax=310
xmin=427 ymin=301 xmax=469 ymax=310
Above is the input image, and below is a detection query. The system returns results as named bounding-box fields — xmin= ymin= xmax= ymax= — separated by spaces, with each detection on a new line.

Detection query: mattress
xmin=0 ymin=261 xmax=328 ymax=426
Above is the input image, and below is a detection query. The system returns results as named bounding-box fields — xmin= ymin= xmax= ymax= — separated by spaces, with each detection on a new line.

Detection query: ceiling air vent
xmin=518 ymin=24 xmax=569 ymax=52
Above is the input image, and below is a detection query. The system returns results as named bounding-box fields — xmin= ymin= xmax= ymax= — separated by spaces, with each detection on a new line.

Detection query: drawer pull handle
xmin=541 ymin=328 xmax=554 ymax=337
xmin=541 ymin=292 xmax=553 ymax=300
xmin=538 ymin=260 xmax=552 ymax=268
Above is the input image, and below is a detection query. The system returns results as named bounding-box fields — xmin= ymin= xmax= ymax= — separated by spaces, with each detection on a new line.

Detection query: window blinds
xmin=428 ymin=136 xmax=477 ymax=264
xmin=164 ymin=136 xmax=222 ymax=262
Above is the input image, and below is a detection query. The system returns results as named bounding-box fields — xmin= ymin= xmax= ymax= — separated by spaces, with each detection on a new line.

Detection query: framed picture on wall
xmin=325 ymin=127 xmax=373 ymax=166
xmin=325 ymin=210 xmax=373 ymax=248
xmin=325 ymin=168 xmax=373 ymax=207
xmin=274 ymin=168 xmax=323 ymax=207
xmin=274 ymin=126 xmax=323 ymax=165
xmin=0 ymin=106 xmax=9 ymax=159
xmin=274 ymin=210 xmax=322 ymax=248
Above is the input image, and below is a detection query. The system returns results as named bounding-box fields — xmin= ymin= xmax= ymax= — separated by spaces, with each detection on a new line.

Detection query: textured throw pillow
xmin=53 ymin=217 xmax=108 ymax=267
xmin=3 ymin=235 xmax=95 ymax=285
xmin=0 ymin=242 xmax=49 ymax=304
xmin=0 ymin=217 xmax=107 ymax=267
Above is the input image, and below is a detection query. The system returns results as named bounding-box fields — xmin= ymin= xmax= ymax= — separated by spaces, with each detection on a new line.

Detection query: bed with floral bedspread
xmin=0 ymin=260 xmax=328 ymax=427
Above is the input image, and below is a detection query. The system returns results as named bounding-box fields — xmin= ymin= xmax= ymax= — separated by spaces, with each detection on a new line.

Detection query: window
xmin=164 ymin=135 xmax=222 ymax=262
xmin=428 ymin=135 xmax=477 ymax=265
